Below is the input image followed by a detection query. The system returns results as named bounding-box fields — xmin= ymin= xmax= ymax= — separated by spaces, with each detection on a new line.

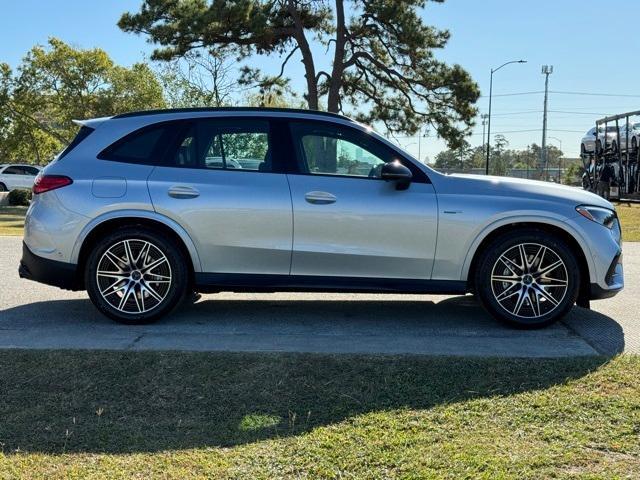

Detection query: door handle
xmin=305 ymin=191 xmax=337 ymax=204
xmin=168 ymin=185 xmax=200 ymax=199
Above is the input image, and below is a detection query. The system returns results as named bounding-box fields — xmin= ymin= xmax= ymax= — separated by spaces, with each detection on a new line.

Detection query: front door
xmin=286 ymin=121 xmax=438 ymax=279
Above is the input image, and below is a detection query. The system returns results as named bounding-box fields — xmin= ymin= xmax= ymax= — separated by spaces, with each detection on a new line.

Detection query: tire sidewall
xmin=85 ymin=227 xmax=188 ymax=324
xmin=475 ymin=230 xmax=580 ymax=328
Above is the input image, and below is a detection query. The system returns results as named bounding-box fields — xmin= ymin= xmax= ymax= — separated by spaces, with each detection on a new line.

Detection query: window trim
xmin=287 ymin=120 xmax=429 ymax=183
xmin=160 ymin=117 xmax=284 ymax=174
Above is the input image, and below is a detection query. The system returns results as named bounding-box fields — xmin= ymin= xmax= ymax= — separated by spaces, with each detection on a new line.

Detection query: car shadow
xmin=0 ymin=295 xmax=625 ymax=454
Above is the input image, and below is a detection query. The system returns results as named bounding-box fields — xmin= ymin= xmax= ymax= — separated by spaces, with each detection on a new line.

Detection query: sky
xmin=1 ymin=0 xmax=639 ymax=161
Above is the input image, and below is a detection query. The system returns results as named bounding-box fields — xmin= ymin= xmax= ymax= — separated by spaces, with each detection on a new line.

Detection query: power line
xmin=550 ymin=91 xmax=640 ymax=98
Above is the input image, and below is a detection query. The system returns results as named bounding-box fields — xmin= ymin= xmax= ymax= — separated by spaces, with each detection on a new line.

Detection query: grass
xmin=0 ymin=206 xmax=27 ymax=236
xmin=0 ymin=351 xmax=638 ymax=479
xmin=613 ymin=201 xmax=640 ymax=242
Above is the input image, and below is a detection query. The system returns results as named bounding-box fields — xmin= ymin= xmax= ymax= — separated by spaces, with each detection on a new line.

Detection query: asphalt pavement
xmin=0 ymin=236 xmax=636 ymax=357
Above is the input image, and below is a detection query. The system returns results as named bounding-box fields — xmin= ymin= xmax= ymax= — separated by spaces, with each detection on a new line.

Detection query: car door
xmin=147 ymin=118 xmax=293 ymax=275
xmin=1 ymin=166 xmax=28 ymax=190
xmin=286 ymin=120 xmax=438 ymax=280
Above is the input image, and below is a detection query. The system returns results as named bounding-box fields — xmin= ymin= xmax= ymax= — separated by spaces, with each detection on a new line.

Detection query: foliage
xmin=7 ymin=188 xmax=32 ymax=206
xmin=434 ymin=136 xmax=577 ymax=178
xmin=118 ymin=0 xmax=480 ymax=147
xmin=156 ymin=50 xmax=236 ymax=108
xmin=0 ymin=38 xmax=165 ymax=164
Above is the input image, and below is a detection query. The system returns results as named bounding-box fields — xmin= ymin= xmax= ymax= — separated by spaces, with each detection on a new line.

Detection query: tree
xmin=118 ymin=0 xmax=479 ymax=147
xmin=0 ymin=38 xmax=165 ymax=163
xmin=156 ymin=50 xmax=237 ymax=107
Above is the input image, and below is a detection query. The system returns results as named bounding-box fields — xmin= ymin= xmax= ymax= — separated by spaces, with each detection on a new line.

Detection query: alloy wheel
xmin=490 ymin=243 xmax=568 ymax=319
xmin=96 ymin=239 xmax=172 ymax=314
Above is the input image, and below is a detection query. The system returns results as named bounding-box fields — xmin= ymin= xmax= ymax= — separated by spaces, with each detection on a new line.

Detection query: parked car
xmin=0 ymin=164 xmax=41 ymax=191
xmin=616 ymin=122 xmax=640 ymax=152
xmin=580 ymin=126 xmax=620 ymax=155
xmin=19 ymin=108 xmax=624 ymax=328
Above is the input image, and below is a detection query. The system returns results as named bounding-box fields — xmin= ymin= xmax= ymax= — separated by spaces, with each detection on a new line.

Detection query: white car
xmin=0 ymin=164 xmax=42 ymax=191
xmin=616 ymin=122 xmax=640 ymax=152
xmin=580 ymin=126 xmax=618 ymax=155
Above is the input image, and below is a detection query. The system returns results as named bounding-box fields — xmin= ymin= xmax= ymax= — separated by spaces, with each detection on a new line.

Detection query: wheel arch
xmin=72 ymin=211 xmax=201 ymax=288
xmin=464 ymin=219 xmax=592 ymax=301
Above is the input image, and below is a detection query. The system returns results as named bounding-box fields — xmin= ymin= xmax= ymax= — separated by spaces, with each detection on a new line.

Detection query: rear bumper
xmin=19 ymin=242 xmax=79 ymax=290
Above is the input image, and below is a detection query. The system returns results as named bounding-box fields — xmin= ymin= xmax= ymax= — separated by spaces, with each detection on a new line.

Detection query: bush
xmin=7 ymin=188 xmax=32 ymax=206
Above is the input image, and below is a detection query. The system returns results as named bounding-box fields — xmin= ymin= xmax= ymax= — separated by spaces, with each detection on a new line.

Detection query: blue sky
xmin=1 ymin=0 xmax=639 ymax=160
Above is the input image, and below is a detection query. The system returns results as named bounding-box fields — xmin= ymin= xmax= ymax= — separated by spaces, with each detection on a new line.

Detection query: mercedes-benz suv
xmin=19 ymin=108 xmax=623 ymax=328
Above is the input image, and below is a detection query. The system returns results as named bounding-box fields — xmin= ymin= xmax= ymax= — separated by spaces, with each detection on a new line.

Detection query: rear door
xmin=147 ymin=118 xmax=293 ymax=275
xmin=1 ymin=166 xmax=31 ymax=189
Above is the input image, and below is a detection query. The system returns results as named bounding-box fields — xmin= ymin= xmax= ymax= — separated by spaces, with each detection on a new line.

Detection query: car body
xmin=20 ymin=108 xmax=624 ymax=327
xmin=0 ymin=164 xmax=41 ymax=191
xmin=580 ymin=126 xmax=621 ymax=154
xmin=615 ymin=122 xmax=640 ymax=152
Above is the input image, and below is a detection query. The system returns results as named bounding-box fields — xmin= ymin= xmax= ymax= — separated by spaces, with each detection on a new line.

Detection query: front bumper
xmin=19 ymin=242 xmax=79 ymax=290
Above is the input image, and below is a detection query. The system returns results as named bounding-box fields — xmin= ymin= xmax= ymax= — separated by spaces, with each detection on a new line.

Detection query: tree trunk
xmin=287 ymin=0 xmax=319 ymax=110
xmin=327 ymin=0 xmax=346 ymax=113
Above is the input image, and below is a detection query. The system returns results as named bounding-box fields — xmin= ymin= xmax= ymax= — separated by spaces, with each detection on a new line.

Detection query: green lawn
xmin=0 ymin=351 xmax=638 ymax=479
xmin=613 ymin=201 xmax=640 ymax=242
xmin=0 ymin=206 xmax=27 ymax=236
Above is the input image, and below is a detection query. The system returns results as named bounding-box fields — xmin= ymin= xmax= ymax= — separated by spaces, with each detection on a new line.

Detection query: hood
xmin=445 ymin=173 xmax=614 ymax=210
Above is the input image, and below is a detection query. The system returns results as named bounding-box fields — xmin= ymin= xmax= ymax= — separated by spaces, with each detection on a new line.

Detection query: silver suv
xmin=20 ymin=108 xmax=623 ymax=328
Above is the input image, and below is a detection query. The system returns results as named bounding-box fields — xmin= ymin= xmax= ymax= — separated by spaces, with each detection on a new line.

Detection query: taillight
xmin=33 ymin=175 xmax=73 ymax=194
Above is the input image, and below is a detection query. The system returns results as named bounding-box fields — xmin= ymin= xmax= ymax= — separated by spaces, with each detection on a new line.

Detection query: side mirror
xmin=380 ymin=160 xmax=412 ymax=190
xmin=592 ymin=131 xmax=597 ymax=136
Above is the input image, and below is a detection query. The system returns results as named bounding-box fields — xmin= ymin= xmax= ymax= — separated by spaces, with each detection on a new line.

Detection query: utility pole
xmin=481 ymin=114 xmax=488 ymax=150
xmin=540 ymin=65 xmax=553 ymax=180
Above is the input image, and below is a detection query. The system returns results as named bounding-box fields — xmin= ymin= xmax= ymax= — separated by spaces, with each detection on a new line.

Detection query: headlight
xmin=576 ymin=205 xmax=622 ymax=244
xmin=576 ymin=205 xmax=617 ymax=229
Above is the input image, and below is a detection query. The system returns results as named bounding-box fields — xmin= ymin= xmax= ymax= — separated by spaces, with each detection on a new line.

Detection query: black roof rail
xmin=111 ymin=106 xmax=355 ymax=122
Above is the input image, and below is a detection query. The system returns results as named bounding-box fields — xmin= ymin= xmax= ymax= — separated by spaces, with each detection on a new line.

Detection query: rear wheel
xmin=0 ymin=183 xmax=7 ymax=192
xmin=474 ymin=230 xmax=580 ymax=328
xmin=85 ymin=226 xmax=189 ymax=324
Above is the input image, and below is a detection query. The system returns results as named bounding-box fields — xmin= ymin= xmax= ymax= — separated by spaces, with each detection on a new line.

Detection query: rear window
xmin=58 ymin=126 xmax=94 ymax=160
xmin=98 ymin=124 xmax=168 ymax=163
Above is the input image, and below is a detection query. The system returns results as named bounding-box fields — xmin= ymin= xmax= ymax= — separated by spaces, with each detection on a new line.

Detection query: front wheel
xmin=85 ymin=226 xmax=189 ymax=324
xmin=474 ymin=230 xmax=580 ymax=328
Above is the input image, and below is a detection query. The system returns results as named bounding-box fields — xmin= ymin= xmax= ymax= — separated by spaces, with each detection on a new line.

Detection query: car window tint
xmin=111 ymin=127 xmax=165 ymax=160
xmin=171 ymin=120 xmax=271 ymax=172
xmin=290 ymin=123 xmax=395 ymax=178
xmin=23 ymin=166 xmax=39 ymax=175
xmin=3 ymin=166 xmax=22 ymax=175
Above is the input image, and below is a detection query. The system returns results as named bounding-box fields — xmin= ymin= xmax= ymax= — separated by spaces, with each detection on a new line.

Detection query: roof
xmin=111 ymin=107 xmax=355 ymax=122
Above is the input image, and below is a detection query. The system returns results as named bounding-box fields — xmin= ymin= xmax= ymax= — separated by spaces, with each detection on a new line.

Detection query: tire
xmin=85 ymin=226 xmax=189 ymax=324
xmin=632 ymin=137 xmax=637 ymax=153
xmin=596 ymin=140 xmax=602 ymax=155
xmin=0 ymin=183 xmax=7 ymax=192
xmin=580 ymin=144 xmax=586 ymax=155
xmin=474 ymin=229 xmax=580 ymax=328
xmin=612 ymin=141 xmax=618 ymax=154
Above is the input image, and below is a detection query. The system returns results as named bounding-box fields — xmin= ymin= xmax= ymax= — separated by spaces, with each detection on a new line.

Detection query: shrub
xmin=7 ymin=188 xmax=32 ymax=206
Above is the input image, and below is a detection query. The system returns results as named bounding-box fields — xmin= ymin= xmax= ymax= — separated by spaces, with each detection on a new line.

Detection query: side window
xmin=171 ymin=120 xmax=271 ymax=172
xmin=3 ymin=166 xmax=22 ymax=175
xmin=23 ymin=166 xmax=40 ymax=176
xmin=290 ymin=123 xmax=393 ymax=178
xmin=99 ymin=125 xmax=167 ymax=163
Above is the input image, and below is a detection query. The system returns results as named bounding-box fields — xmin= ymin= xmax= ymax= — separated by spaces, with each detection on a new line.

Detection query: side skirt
xmin=194 ymin=273 xmax=468 ymax=295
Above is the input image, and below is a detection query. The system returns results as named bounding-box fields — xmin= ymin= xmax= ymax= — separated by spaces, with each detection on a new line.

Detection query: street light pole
xmin=548 ymin=136 xmax=562 ymax=183
xmin=485 ymin=60 xmax=527 ymax=175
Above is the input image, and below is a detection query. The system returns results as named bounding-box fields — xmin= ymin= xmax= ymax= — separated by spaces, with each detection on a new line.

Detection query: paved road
xmin=0 ymin=236 xmax=636 ymax=357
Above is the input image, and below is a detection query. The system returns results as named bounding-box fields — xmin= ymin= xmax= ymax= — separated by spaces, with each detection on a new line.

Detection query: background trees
xmin=118 ymin=0 xmax=479 ymax=147
xmin=0 ymin=38 xmax=165 ymax=163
